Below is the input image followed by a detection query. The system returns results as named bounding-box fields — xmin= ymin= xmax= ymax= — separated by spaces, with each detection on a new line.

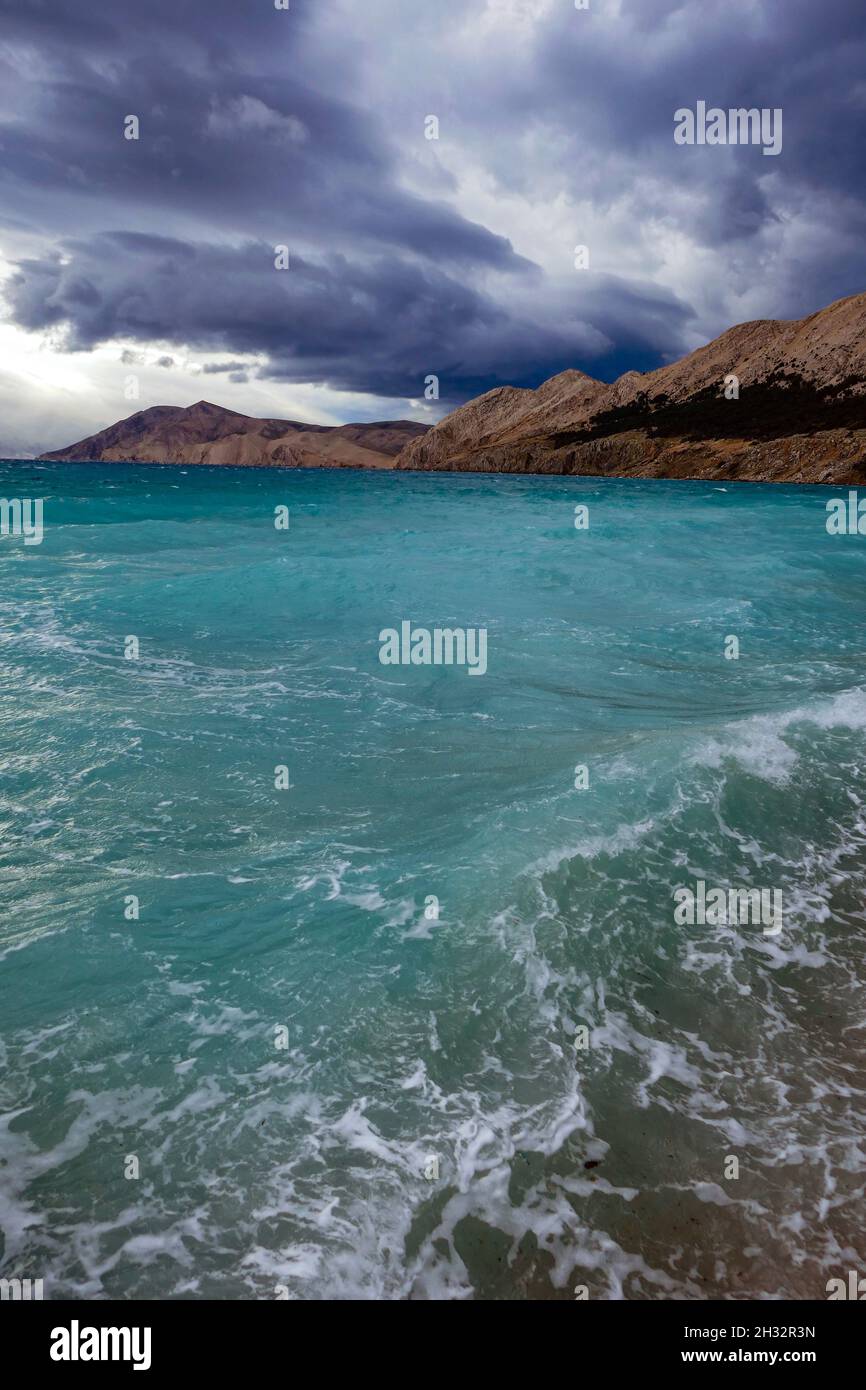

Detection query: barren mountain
xmin=41 ymin=401 xmax=430 ymax=469
xmin=40 ymin=294 xmax=866 ymax=482
xmin=395 ymin=292 xmax=866 ymax=484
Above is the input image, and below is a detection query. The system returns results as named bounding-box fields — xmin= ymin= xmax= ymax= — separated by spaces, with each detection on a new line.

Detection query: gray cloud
xmin=7 ymin=231 xmax=684 ymax=399
xmin=201 ymin=360 xmax=256 ymax=376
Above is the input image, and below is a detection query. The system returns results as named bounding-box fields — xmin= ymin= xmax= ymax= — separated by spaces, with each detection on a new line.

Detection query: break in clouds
xmin=1 ymin=0 xmax=866 ymax=443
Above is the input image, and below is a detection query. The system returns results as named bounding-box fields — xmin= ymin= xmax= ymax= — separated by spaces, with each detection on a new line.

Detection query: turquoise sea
xmin=1 ymin=460 xmax=864 ymax=1300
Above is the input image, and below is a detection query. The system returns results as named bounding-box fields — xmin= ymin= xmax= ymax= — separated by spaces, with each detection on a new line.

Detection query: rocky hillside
xmin=395 ymin=293 xmax=866 ymax=484
xmin=41 ymin=401 xmax=430 ymax=469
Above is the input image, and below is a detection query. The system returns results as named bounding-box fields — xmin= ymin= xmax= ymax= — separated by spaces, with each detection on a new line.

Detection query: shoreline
xmin=3 ymin=454 xmax=860 ymax=489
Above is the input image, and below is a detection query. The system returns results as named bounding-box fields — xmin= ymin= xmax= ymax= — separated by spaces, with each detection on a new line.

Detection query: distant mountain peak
xmin=41 ymin=403 xmax=430 ymax=469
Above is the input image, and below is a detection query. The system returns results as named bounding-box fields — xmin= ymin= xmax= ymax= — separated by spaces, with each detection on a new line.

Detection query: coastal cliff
xmin=394 ymin=292 xmax=866 ymax=484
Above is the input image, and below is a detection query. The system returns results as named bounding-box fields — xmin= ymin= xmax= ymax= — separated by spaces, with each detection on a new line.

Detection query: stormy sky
xmin=1 ymin=0 xmax=864 ymax=454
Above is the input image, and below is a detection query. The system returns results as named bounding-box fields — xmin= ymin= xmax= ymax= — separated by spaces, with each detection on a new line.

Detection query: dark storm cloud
xmin=0 ymin=0 xmax=529 ymax=270
xmin=451 ymin=0 xmax=866 ymax=312
xmin=1 ymin=0 xmax=865 ymax=411
xmin=6 ymin=231 xmax=687 ymax=400
xmin=533 ymin=0 xmax=866 ymax=213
